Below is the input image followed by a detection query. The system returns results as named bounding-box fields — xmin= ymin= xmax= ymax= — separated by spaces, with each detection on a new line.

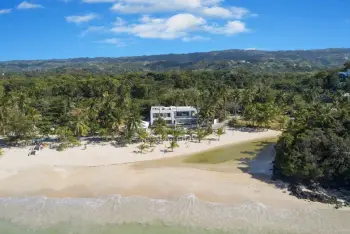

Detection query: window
xmin=162 ymin=113 xmax=171 ymax=118
xmin=153 ymin=113 xmax=170 ymax=118
xmin=176 ymin=111 xmax=190 ymax=117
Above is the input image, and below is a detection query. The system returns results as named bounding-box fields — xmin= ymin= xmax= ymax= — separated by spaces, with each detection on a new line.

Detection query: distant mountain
xmin=1 ymin=48 xmax=349 ymax=74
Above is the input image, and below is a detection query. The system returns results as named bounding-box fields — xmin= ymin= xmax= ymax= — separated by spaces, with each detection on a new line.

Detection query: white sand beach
xmin=1 ymin=129 xmax=350 ymax=234
xmin=0 ymin=129 xmax=280 ymax=170
xmin=0 ymin=129 xmax=294 ymax=205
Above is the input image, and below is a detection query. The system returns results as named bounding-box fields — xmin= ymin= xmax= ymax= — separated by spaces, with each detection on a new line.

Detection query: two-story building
xmin=150 ymin=106 xmax=198 ymax=127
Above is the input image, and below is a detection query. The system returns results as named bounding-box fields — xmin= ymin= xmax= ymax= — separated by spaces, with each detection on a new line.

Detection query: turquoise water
xmin=0 ymin=194 xmax=348 ymax=234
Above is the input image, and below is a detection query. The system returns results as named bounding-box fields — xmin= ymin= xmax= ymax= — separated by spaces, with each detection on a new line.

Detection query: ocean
xmin=0 ymin=194 xmax=348 ymax=234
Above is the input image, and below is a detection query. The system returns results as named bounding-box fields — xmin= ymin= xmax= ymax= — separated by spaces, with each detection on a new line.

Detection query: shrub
xmin=57 ymin=143 xmax=68 ymax=151
xmin=274 ymin=128 xmax=350 ymax=188
xmin=228 ymin=118 xmax=239 ymax=127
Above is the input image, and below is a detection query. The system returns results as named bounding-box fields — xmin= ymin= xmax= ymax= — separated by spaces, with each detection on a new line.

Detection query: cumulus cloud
xmin=98 ymin=38 xmax=126 ymax=47
xmin=112 ymin=14 xmax=206 ymax=40
xmin=0 ymin=9 xmax=12 ymax=14
xmin=17 ymin=1 xmax=44 ymax=9
xmin=204 ymin=21 xmax=248 ymax=35
xmin=66 ymin=13 xmax=99 ymax=24
xmin=110 ymin=0 xmax=251 ymax=19
xmin=111 ymin=14 xmax=248 ymax=40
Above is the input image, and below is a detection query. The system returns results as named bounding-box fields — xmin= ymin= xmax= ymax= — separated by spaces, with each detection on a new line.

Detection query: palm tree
xmin=153 ymin=118 xmax=168 ymax=142
xmin=186 ymin=128 xmax=195 ymax=141
xmin=70 ymin=108 xmax=90 ymax=139
xmin=55 ymin=126 xmax=73 ymax=142
xmin=138 ymin=128 xmax=149 ymax=142
xmin=170 ymin=127 xmax=185 ymax=141
xmin=169 ymin=140 xmax=179 ymax=152
xmin=124 ymin=103 xmax=142 ymax=142
xmin=216 ymin=127 xmax=225 ymax=141
xmin=196 ymin=128 xmax=207 ymax=143
xmin=147 ymin=136 xmax=156 ymax=147
xmin=138 ymin=143 xmax=148 ymax=154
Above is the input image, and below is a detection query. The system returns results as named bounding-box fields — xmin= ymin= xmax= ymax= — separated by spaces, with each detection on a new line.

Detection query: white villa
xmin=150 ymin=106 xmax=199 ymax=127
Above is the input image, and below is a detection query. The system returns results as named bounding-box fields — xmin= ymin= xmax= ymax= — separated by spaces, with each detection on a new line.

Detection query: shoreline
xmin=0 ymin=129 xmax=281 ymax=170
xmin=0 ymin=128 xmax=346 ymax=210
xmin=1 ymin=128 xmax=350 ymax=234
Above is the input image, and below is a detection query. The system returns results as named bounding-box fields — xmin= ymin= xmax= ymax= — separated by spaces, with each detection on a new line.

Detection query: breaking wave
xmin=0 ymin=194 xmax=348 ymax=234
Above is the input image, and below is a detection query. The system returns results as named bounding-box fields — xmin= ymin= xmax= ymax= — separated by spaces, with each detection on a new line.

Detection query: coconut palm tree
xmin=70 ymin=108 xmax=90 ymax=139
xmin=124 ymin=103 xmax=143 ymax=142
xmin=153 ymin=118 xmax=168 ymax=142
xmin=216 ymin=127 xmax=225 ymax=141
xmin=138 ymin=128 xmax=149 ymax=142
xmin=196 ymin=128 xmax=207 ymax=143
xmin=169 ymin=140 xmax=179 ymax=152
xmin=138 ymin=143 xmax=148 ymax=154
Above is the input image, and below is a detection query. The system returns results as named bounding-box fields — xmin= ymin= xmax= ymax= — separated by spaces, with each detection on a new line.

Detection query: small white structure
xmin=141 ymin=121 xmax=150 ymax=129
xmin=150 ymin=106 xmax=198 ymax=126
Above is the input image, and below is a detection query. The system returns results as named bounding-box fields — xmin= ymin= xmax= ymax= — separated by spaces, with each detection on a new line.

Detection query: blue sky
xmin=0 ymin=0 xmax=349 ymax=61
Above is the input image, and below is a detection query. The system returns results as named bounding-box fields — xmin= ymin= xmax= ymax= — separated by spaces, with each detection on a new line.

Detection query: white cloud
xmin=17 ymin=1 xmax=44 ymax=10
xmin=66 ymin=13 xmax=99 ymax=24
xmin=98 ymin=38 xmax=126 ymax=47
xmin=204 ymin=20 xmax=248 ymax=35
xmin=112 ymin=14 xmax=206 ymax=40
xmin=245 ymin=48 xmax=257 ymax=50
xmin=82 ymin=0 xmax=116 ymax=3
xmin=112 ymin=14 xmax=248 ymax=41
xmin=80 ymin=26 xmax=105 ymax=37
xmin=0 ymin=9 xmax=12 ymax=14
xmin=110 ymin=0 xmax=251 ymax=19
xmin=202 ymin=6 xmax=248 ymax=19
xmin=183 ymin=36 xmax=210 ymax=42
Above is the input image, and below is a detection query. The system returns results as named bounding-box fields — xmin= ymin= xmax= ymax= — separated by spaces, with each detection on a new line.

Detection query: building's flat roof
xmin=151 ymin=106 xmax=196 ymax=109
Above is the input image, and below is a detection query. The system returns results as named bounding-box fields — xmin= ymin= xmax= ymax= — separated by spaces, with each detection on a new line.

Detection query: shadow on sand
xmin=237 ymin=142 xmax=280 ymax=186
xmin=238 ymin=143 xmax=350 ymax=207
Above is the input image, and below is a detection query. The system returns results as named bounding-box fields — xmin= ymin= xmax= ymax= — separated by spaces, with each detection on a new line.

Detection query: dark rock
xmin=288 ymin=183 xmax=346 ymax=208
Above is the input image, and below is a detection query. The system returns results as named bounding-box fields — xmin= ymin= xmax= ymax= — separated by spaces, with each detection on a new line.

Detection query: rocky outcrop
xmin=288 ymin=182 xmax=350 ymax=209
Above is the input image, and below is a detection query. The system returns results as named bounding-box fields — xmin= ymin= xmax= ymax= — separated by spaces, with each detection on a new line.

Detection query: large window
xmin=153 ymin=113 xmax=171 ymax=118
xmin=176 ymin=111 xmax=190 ymax=117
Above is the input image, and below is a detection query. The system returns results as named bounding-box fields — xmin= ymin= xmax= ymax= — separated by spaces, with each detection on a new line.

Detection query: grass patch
xmin=184 ymin=138 xmax=277 ymax=164
xmin=133 ymin=137 xmax=278 ymax=172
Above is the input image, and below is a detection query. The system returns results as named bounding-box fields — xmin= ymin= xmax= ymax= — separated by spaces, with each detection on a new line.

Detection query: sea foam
xmin=0 ymin=194 xmax=348 ymax=234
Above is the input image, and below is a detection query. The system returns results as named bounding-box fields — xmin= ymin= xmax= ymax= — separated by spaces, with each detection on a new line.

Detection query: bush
xmin=0 ymin=148 xmax=4 ymax=156
xmin=228 ymin=118 xmax=239 ymax=127
xmin=67 ymin=136 xmax=81 ymax=147
xmin=274 ymin=128 xmax=350 ymax=188
xmin=57 ymin=143 xmax=68 ymax=151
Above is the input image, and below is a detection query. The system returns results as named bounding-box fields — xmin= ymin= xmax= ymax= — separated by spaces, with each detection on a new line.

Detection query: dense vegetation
xmin=273 ymin=62 xmax=350 ymax=189
xmin=1 ymin=48 xmax=349 ymax=75
xmin=0 ymin=55 xmax=350 ymax=188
